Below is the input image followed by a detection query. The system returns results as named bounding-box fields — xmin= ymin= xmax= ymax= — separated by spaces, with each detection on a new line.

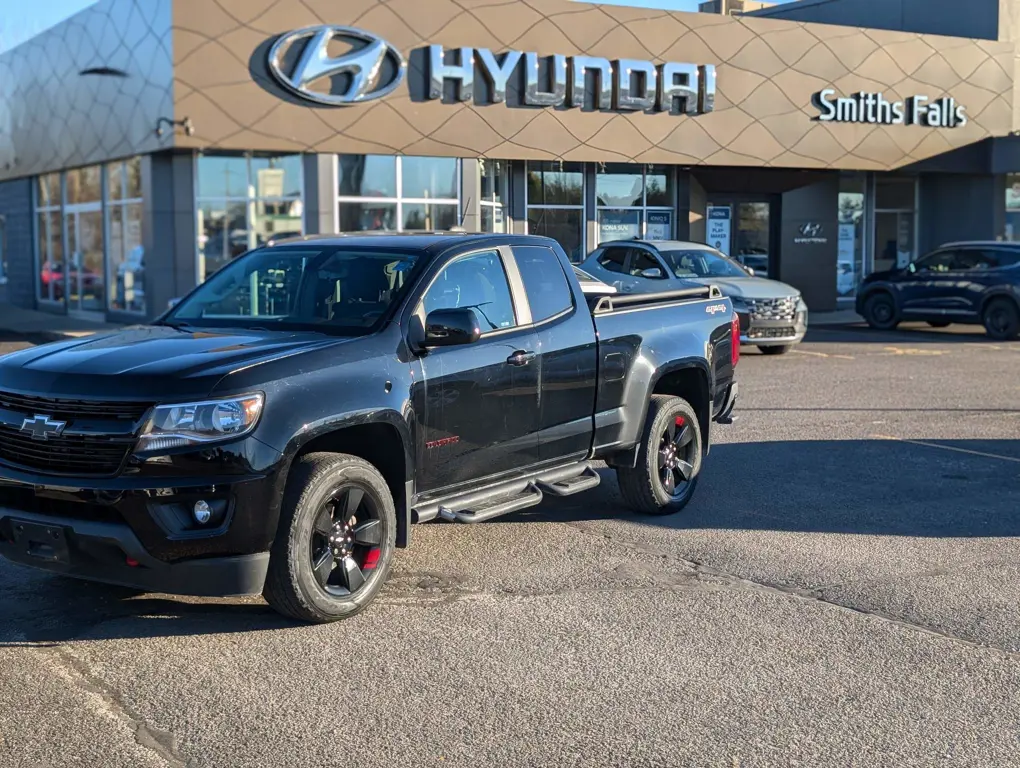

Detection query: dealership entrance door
xmin=64 ymin=203 xmax=105 ymax=317
xmin=705 ymin=197 xmax=776 ymax=278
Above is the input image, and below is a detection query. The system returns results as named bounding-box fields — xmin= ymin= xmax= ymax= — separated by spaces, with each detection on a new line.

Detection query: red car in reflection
xmin=40 ymin=261 xmax=104 ymax=300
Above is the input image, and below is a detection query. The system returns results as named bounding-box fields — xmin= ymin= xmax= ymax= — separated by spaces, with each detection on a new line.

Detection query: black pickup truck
xmin=0 ymin=234 xmax=738 ymax=622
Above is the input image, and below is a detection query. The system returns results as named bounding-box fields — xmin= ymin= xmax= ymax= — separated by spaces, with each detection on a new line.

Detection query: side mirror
xmin=906 ymin=262 xmax=917 ymax=274
xmin=746 ymin=267 xmax=756 ymax=277
xmin=424 ymin=308 xmax=481 ymax=348
xmin=640 ymin=267 xmax=665 ymax=279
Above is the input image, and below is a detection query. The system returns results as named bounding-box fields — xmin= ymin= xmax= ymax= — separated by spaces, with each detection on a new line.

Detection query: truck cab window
xmin=422 ymin=250 xmax=516 ymax=332
xmin=513 ymin=245 xmax=573 ymax=322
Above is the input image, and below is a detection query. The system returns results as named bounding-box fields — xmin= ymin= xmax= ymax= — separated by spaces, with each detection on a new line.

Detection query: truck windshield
xmin=163 ymin=246 xmax=422 ymax=334
xmin=659 ymin=249 xmax=748 ymax=279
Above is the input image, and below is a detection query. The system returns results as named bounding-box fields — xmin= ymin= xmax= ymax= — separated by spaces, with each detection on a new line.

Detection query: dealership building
xmin=0 ymin=0 xmax=1019 ymax=321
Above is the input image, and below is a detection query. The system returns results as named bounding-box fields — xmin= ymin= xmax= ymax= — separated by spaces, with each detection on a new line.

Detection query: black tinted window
xmin=914 ymin=250 xmax=957 ymax=272
xmin=598 ymin=248 xmax=628 ymax=274
xmin=629 ymin=250 xmax=661 ymax=276
xmin=514 ymin=245 xmax=573 ymax=322
xmin=993 ymin=249 xmax=1020 ymax=268
xmin=423 ymin=250 xmax=516 ymax=332
xmin=955 ymin=250 xmax=999 ymax=271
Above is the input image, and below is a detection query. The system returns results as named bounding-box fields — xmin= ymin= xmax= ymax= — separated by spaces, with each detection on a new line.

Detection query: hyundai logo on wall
xmin=267 ymin=26 xmax=406 ymax=106
xmin=794 ymin=222 xmax=828 ymax=245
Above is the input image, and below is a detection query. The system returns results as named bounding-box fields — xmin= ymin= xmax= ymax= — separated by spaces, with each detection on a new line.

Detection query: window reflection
xmin=338 ymin=155 xmax=397 ymax=198
xmin=401 ymin=156 xmax=458 ymax=200
xmin=403 ymin=203 xmax=458 ymax=231
xmin=65 ymin=165 xmax=102 ymax=205
xmin=528 ymin=208 xmax=583 ymax=263
xmin=527 ymin=161 xmax=583 ymax=206
xmin=596 ymin=164 xmax=643 ymax=207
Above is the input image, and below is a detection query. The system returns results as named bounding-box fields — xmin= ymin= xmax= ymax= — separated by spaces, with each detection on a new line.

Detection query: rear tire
xmin=264 ymin=453 xmax=396 ymax=623
xmin=759 ymin=344 xmax=793 ymax=355
xmin=617 ymin=395 xmax=702 ymax=516
xmin=863 ymin=292 xmax=899 ymax=330
xmin=926 ymin=321 xmax=951 ymax=328
xmin=983 ymin=298 xmax=1020 ymax=341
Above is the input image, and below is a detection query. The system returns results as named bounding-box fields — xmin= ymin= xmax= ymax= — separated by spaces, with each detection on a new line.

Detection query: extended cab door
xmin=412 ymin=248 xmax=541 ymax=494
xmin=510 ymin=244 xmax=598 ymax=463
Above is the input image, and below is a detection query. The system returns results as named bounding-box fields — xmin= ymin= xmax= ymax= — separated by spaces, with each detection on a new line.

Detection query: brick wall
xmin=0 ymin=178 xmax=35 ymax=309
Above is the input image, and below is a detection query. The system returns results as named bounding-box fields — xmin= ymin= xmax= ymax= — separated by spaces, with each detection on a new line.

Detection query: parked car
xmin=857 ymin=241 xmax=1020 ymax=340
xmin=580 ymin=239 xmax=808 ymax=355
xmin=0 ymin=233 xmax=738 ymax=623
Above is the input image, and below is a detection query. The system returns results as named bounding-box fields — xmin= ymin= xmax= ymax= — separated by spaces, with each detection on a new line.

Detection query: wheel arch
xmin=279 ymin=411 xmax=414 ymax=548
xmin=979 ymin=289 xmax=1020 ymax=315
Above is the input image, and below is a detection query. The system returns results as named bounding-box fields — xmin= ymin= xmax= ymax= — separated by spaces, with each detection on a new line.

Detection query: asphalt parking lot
xmin=1 ymin=323 xmax=1019 ymax=767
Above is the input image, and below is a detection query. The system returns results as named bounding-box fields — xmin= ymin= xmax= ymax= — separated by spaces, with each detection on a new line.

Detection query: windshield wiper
xmin=158 ymin=320 xmax=195 ymax=331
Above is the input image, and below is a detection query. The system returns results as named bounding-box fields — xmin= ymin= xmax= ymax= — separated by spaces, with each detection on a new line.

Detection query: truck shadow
xmin=2 ymin=437 xmax=1017 ymax=643
xmin=512 ymin=437 xmax=1020 ymax=539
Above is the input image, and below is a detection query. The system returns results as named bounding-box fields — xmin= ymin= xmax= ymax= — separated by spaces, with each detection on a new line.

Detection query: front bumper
xmin=0 ymin=437 xmax=285 ymax=596
xmin=0 ymin=511 xmax=268 ymax=595
xmin=736 ymin=310 xmax=808 ymax=346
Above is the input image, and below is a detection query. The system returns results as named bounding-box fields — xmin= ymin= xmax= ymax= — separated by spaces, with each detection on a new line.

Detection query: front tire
xmin=264 ymin=453 xmax=396 ymax=623
xmin=617 ymin=395 xmax=702 ymax=516
xmin=983 ymin=298 xmax=1020 ymax=341
xmin=759 ymin=344 xmax=793 ymax=355
xmin=863 ymin=292 xmax=899 ymax=330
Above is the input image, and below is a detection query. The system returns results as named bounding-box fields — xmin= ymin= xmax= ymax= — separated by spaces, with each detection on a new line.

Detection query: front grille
xmin=748 ymin=326 xmax=797 ymax=339
xmin=0 ymin=423 xmax=135 ymax=475
xmin=746 ymin=297 xmax=798 ymax=322
xmin=0 ymin=391 xmax=149 ymax=476
xmin=0 ymin=391 xmax=150 ymax=422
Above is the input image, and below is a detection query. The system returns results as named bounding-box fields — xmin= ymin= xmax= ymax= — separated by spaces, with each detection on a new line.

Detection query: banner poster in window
xmin=646 ymin=211 xmax=672 ymax=241
xmin=706 ymin=206 xmax=731 ymax=256
xmin=837 ymin=223 xmax=856 ymax=296
xmin=598 ymin=209 xmax=640 ymax=243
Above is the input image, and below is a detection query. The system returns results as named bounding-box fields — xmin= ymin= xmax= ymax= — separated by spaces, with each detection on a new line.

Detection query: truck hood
xmin=682 ymin=276 xmax=800 ymax=300
xmin=0 ymin=325 xmax=349 ymax=400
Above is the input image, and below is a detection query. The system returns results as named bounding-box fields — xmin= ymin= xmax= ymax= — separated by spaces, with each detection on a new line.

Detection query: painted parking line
xmin=871 ymin=434 xmax=1020 ymax=464
xmin=791 ymin=349 xmax=856 ymax=360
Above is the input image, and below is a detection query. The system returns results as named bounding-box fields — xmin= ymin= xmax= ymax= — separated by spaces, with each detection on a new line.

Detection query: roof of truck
xmin=266 ymin=231 xmax=548 ymax=250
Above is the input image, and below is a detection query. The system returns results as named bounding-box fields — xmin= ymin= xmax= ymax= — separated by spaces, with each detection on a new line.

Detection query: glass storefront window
xmin=338 ymin=155 xmax=397 ymax=198
xmin=837 ymin=174 xmax=866 ymax=300
xmin=874 ymin=175 xmax=916 ymax=274
xmin=196 ymin=153 xmax=304 ymax=282
xmin=528 ymin=208 xmax=584 ymax=263
xmin=596 ymin=164 xmax=643 ymax=207
xmin=595 ymin=163 xmax=675 ymax=245
xmin=401 ymin=156 xmax=458 ymax=200
xmin=37 ymin=173 xmax=60 ymax=208
xmin=480 ymin=160 xmax=507 ymax=233
xmin=65 ymin=166 xmax=102 ymax=205
xmin=0 ymin=215 xmax=5 ymax=284
xmin=1005 ymin=174 xmax=1020 ymax=242
xmin=337 ymin=155 xmax=462 ymax=235
xmin=35 ymin=174 xmax=63 ymax=303
xmin=107 ymin=157 xmax=146 ymax=313
xmin=527 ymin=161 xmax=583 ymax=206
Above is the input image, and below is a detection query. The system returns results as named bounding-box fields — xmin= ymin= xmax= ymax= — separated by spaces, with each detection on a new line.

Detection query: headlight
xmin=796 ymin=296 xmax=808 ymax=312
xmin=136 ymin=393 xmax=264 ymax=452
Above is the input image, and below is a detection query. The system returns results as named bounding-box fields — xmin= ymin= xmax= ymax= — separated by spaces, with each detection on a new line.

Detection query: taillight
xmin=731 ymin=313 xmax=740 ymax=367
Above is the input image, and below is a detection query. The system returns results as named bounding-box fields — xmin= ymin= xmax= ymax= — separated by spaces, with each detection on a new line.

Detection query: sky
xmin=0 ymin=0 xmax=795 ymax=54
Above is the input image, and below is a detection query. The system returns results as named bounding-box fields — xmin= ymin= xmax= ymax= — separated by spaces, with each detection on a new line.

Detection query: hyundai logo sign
xmin=266 ymin=25 xmax=715 ymax=115
xmin=267 ymin=26 xmax=406 ymax=106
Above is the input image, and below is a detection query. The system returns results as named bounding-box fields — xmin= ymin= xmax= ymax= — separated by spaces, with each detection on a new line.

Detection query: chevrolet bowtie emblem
xmin=21 ymin=414 xmax=67 ymax=441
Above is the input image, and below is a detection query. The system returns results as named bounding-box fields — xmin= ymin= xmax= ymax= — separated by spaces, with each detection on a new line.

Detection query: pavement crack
xmin=563 ymin=522 xmax=1020 ymax=660
xmin=41 ymin=644 xmax=188 ymax=767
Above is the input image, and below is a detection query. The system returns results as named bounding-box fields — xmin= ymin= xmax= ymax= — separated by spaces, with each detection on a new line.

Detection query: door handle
xmin=507 ymin=350 xmax=536 ymax=366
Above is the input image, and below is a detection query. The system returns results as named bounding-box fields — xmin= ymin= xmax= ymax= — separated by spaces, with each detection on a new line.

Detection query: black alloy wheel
xmin=264 ymin=453 xmax=396 ymax=623
xmin=309 ymin=485 xmax=383 ymax=597
xmin=658 ymin=414 xmax=696 ymax=500
xmin=983 ymin=298 xmax=1020 ymax=341
xmin=864 ymin=293 xmax=899 ymax=330
xmin=616 ymin=395 xmax=702 ymax=516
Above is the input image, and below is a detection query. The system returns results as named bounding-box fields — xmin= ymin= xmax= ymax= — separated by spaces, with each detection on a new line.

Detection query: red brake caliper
xmin=362 ymin=548 xmax=381 ymax=571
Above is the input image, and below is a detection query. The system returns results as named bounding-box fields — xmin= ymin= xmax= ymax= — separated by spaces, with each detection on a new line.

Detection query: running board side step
xmin=414 ymin=461 xmax=597 ymax=524
xmin=438 ymin=485 xmax=544 ymax=524
xmin=535 ymin=466 xmax=601 ymax=497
